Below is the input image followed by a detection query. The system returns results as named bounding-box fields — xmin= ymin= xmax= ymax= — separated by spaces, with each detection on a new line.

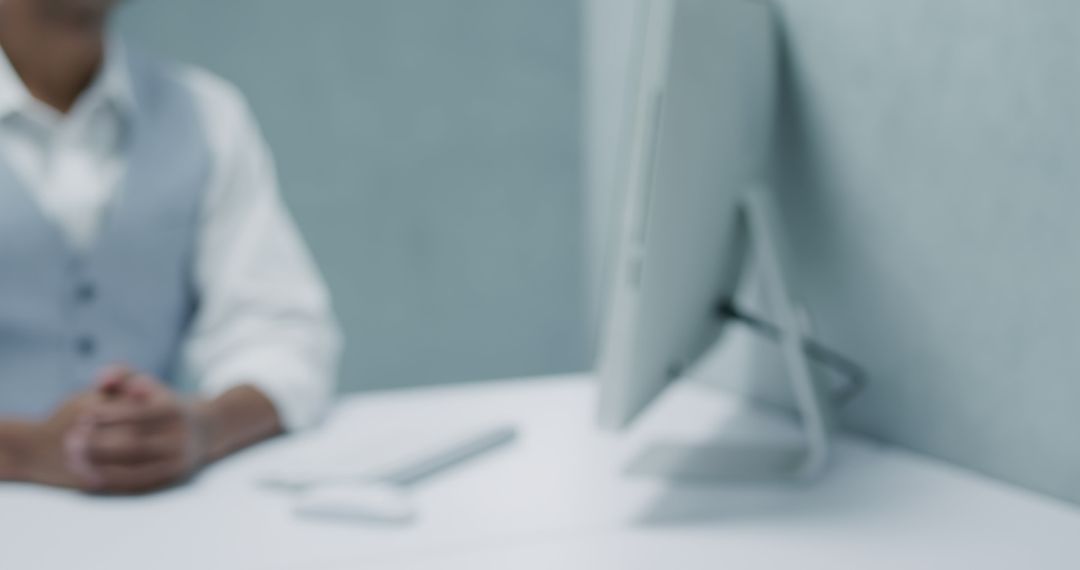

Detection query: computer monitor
xmin=597 ymin=0 xmax=778 ymax=430
xmin=597 ymin=0 xmax=865 ymax=482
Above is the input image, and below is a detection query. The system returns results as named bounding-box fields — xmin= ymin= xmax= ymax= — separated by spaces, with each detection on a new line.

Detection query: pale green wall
xmin=587 ymin=0 xmax=1080 ymax=505
xmin=116 ymin=0 xmax=587 ymax=392
xmin=768 ymin=0 xmax=1080 ymax=503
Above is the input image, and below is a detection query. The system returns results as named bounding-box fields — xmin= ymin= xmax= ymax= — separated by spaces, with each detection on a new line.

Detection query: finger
xmin=94 ymin=365 xmax=136 ymax=398
xmin=83 ymin=425 xmax=178 ymax=465
xmin=125 ymin=374 xmax=165 ymax=403
xmin=88 ymin=396 xmax=182 ymax=429
xmin=92 ymin=459 xmax=187 ymax=495
xmin=64 ymin=419 xmax=103 ymax=488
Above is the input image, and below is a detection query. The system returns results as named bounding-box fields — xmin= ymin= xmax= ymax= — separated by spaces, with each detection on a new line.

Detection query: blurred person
xmin=0 ymin=0 xmax=340 ymax=493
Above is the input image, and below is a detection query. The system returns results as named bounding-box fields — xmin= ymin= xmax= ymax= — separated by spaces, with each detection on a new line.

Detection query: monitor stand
xmin=624 ymin=185 xmax=865 ymax=482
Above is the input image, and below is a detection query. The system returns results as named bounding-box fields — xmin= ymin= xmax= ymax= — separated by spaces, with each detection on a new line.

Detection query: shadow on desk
xmin=626 ymin=403 xmax=909 ymax=528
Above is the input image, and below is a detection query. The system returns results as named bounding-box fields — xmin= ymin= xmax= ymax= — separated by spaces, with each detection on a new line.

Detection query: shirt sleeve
xmin=178 ymin=68 xmax=342 ymax=431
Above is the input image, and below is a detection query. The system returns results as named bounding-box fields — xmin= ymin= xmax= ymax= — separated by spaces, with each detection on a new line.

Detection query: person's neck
xmin=0 ymin=8 xmax=107 ymax=114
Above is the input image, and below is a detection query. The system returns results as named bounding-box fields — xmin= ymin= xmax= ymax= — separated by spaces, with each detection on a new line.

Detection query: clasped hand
xmin=30 ymin=366 xmax=213 ymax=494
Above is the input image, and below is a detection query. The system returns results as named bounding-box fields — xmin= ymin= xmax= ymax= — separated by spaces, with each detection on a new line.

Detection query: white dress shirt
xmin=0 ymin=39 xmax=341 ymax=430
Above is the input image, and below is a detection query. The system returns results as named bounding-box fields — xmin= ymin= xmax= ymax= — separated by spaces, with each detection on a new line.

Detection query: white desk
xmin=2 ymin=375 xmax=1078 ymax=570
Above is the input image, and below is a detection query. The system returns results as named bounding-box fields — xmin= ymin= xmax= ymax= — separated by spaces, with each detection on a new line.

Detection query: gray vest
xmin=0 ymin=53 xmax=210 ymax=419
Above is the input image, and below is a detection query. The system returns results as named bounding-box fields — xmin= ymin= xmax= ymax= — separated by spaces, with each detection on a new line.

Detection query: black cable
xmin=716 ymin=300 xmax=868 ymax=406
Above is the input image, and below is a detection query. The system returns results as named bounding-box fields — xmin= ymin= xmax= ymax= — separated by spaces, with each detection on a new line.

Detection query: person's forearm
xmin=0 ymin=421 xmax=34 ymax=481
xmin=196 ymin=385 xmax=284 ymax=464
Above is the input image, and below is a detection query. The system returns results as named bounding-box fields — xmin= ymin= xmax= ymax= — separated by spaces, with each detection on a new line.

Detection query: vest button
xmin=76 ymin=283 xmax=96 ymax=303
xmin=75 ymin=336 xmax=97 ymax=357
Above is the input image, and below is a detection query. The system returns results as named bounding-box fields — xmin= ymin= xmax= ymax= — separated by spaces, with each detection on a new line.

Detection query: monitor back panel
xmin=599 ymin=0 xmax=777 ymax=428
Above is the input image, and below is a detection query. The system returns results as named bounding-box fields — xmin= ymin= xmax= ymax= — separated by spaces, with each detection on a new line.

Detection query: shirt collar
xmin=97 ymin=37 xmax=136 ymax=119
xmin=0 ymin=42 xmax=30 ymax=119
xmin=0 ymin=35 xmax=135 ymax=121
